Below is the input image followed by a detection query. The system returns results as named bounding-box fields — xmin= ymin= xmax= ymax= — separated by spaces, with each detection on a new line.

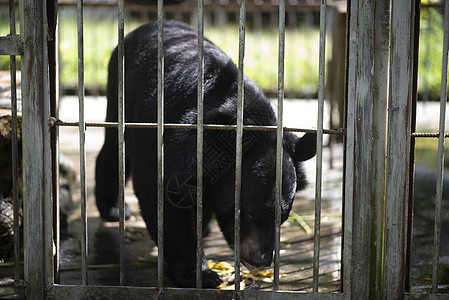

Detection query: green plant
xmin=418 ymin=6 xmax=447 ymax=101
xmin=56 ymin=15 xmax=323 ymax=97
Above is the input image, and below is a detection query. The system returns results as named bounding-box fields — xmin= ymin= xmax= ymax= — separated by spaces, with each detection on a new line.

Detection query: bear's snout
xmin=249 ymin=251 xmax=272 ymax=267
xmin=240 ymin=236 xmax=274 ymax=270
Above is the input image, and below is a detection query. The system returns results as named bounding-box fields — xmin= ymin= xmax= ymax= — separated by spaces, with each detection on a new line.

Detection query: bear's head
xmin=211 ymin=132 xmax=316 ymax=270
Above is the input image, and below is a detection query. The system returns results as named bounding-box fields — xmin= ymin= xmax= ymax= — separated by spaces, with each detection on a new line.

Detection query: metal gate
xmin=1 ymin=0 xmax=449 ymax=298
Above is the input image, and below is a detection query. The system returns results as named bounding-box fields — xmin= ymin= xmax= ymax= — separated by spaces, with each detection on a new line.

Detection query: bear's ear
xmin=294 ymin=132 xmax=317 ymax=162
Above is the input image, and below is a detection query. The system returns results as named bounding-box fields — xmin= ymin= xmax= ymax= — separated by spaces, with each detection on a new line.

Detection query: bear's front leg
xmin=95 ymin=126 xmax=132 ymax=222
xmin=140 ymin=199 xmax=222 ymax=288
xmin=167 ymin=252 xmax=223 ymax=288
xmin=163 ymin=206 xmax=223 ymax=288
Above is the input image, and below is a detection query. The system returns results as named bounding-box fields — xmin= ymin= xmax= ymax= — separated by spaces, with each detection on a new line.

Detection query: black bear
xmin=95 ymin=20 xmax=316 ymax=288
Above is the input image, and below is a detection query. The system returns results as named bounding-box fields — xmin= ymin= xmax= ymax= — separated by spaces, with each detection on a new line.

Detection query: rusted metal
xmin=77 ymin=0 xmax=89 ymax=286
xmin=313 ymin=0 xmax=326 ymax=293
xmin=405 ymin=0 xmax=421 ymax=292
xmin=17 ymin=0 xmax=449 ymax=297
xmin=8 ymin=0 xmax=20 ymax=284
xmin=117 ymin=0 xmax=127 ymax=286
xmin=412 ymin=133 xmax=449 ymax=138
xmin=384 ymin=1 xmax=416 ymax=298
xmin=54 ymin=120 xmax=345 ymax=135
xmin=342 ymin=0 xmax=353 ymax=294
xmin=273 ymin=0 xmax=285 ymax=290
xmin=432 ymin=0 xmax=449 ymax=293
xmin=157 ymin=0 xmax=165 ymax=288
xmin=234 ymin=0 xmax=246 ymax=291
xmin=48 ymin=0 xmax=60 ymax=284
xmin=196 ymin=0 xmax=205 ymax=288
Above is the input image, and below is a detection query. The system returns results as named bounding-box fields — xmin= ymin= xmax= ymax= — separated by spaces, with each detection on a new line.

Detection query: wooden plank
xmin=21 ymin=0 xmax=52 ymax=298
xmin=371 ymin=0 xmax=390 ymax=295
xmin=48 ymin=284 xmax=345 ymax=299
xmin=384 ymin=0 xmax=416 ymax=298
xmin=344 ymin=0 xmax=390 ymax=297
xmin=0 ymin=35 xmax=23 ymax=55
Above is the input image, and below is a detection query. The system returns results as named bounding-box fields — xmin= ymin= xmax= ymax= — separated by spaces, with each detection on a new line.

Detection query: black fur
xmin=95 ymin=20 xmax=316 ymax=288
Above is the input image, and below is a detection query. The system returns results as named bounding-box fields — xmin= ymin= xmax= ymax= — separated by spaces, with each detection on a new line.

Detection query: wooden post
xmin=344 ymin=0 xmax=390 ymax=297
xmin=384 ymin=1 xmax=417 ymax=298
xmin=22 ymin=0 xmax=52 ymax=298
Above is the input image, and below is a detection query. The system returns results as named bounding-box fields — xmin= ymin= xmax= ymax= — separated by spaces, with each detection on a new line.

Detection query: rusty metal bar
xmin=157 ymin=0 xmax=165 ymax=288
xmin=384 ymin=1 xmax=416 ymax=298
xmin=412 ymin=133 xmax=449 ymax=138
xmin=10 ymin=42 xmax=20 ymax=284
xmin=342 ymin=0 xmax=355 ymax=297
xmin=196 ymin=0 xmax=205 ymax=289
xmin=432 ymin=0 xmax=449 ymax=293
xmin=77 ymin=0 xmax=89 ymax=285
xmin=234 ymin=0 xmax=246 ymax=291
xmin=117 ymin=0 xmax=126 ymax=286
xmin=48 ymin=0 xmax=61 ymax=284
xmin=8 ymin=0 xmax=20 ymax=284
xmin=405 ymin=1 xmax=421 ymax=291
xmin=273 ymin=0 xmax=285 ymax=291
xmin=313 ymin=0 xmax=326 ymax=293
xmin=54 ymin=121 xmax=345 ymax=135
xmin=22 ymin=0 xmax=51 ymax=297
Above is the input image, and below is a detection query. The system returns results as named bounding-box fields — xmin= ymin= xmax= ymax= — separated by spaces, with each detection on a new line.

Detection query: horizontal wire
xmin=412 ymin=132 xmax=449 ymax=138
xmin=54 ymin=120 xmax=345 ymax=135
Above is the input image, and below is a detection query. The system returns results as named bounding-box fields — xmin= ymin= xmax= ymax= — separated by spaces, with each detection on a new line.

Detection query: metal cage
xmin=0 ymin=0 xmax=448 ymax=298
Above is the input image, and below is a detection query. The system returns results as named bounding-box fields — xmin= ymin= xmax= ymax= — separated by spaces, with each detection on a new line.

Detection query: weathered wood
xmin=47 ymin=284 xmax=345 ymax=299
xmin=384 ymin=1 xmax=417 ymax=298
xmin=371 ymin=0 xmax=390 ymax=295
xmin=344 ymin=0 xmax=390 ymax=298
xmin=0 ymin=35 xmax=23 ymax=56
xmin=22 ymin=0 xmax=52 ymax=298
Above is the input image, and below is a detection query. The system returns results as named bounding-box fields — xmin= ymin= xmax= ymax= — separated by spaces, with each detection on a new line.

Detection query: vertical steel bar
xmin=273 ymin=0 xmax=285 ymax=291
xmin=11 ymin=49 xmax=20 ymax=282
xmin=342 ymin=0 xmax=356 ymax=296
xmin=22 ymin=0 xmax=51 ymax=297
xmin=8 ymin=0 xmax=20 ymax=284
xmin=118 ymin=0 xmax=126 ymax=286
xmin=405 ymin=1 xmax=421 ymax=292
xmin=234 ymin=0 xmax=246 ymax=291
xmin=77 ymin=0 xmax=88 ymax=285
xmin=196 ymin=0 xmax=205 ymax=289
xmin=432 ymin=0 xmax=449 ymax=293
xmin=313 ymin=0 xmax=326 ymax=293
xmin=47 ymin=0 xmax=60 ymax=284
xmin=384 ymin=1 xmax=415 ymax=298
xmin=157 ymin=0 xmax=165 ymax=289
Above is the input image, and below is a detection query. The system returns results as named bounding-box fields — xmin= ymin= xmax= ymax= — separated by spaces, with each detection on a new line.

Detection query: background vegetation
xmin=0 ymin=5 xmax=446 ymax=100
xmin=55 ymin=8 xmax=321 ymax=97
